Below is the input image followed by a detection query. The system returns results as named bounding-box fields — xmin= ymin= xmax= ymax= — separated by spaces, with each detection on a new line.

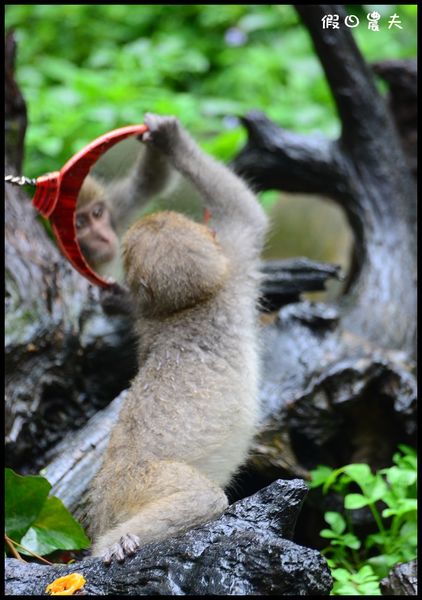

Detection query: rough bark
xmin=260 ymin=258 xmax=341 ymax=310
xmin=380 ymin=559 xmax=417 ymax=596
xmin=372 ymin=59 xmax=417 ymax=177
xmin=5 ymin=169 xmax=138 ymax=472
xmin=4 ymin=479 xmax=333 ymax=596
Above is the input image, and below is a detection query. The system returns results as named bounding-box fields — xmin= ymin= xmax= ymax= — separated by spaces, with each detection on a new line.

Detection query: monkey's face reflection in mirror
xmin=75 ymin=135 xmax=199 ymax=284
xmin=76 ymin=136 xmax=142 ymax=283
xmin=76 ymin=176 xmax=120 ymax=278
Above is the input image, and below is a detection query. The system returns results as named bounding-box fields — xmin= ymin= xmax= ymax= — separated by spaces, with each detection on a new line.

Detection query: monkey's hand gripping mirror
xmin=12 ymin=124 xmax=149 ymax=288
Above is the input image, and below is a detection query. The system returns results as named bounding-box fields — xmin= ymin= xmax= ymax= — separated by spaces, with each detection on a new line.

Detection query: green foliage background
xmin=6 ymin=4 xmax=417 ymax=179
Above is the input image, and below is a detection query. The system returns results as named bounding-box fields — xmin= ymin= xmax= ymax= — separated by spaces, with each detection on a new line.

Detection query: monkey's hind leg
xmin=91 ymin=460 xmax=228 ymax=563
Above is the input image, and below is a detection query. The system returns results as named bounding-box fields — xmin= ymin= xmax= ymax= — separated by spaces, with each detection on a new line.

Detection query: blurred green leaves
xmin=5 ymin=5 xmax=416 ymax=179
xmin=5 ymin=468 xmax=91 ymax=558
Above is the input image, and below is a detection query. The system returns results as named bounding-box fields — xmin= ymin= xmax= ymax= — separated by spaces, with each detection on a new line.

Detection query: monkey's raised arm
xmin=108 ymin=143 xmax=175 ymax=233
xmin=142 ymin=114 xmax=268 ymax=265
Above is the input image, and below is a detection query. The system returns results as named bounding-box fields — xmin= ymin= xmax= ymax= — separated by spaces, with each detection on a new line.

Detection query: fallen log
xmin=4 ymin=479 xmax=332 ymax=596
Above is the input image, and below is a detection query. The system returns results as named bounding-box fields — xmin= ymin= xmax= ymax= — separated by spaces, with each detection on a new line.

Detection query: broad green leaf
xmin=308 ymin=465 xmax=333 ymax=488
xmin=381 ymin=507 xmax=398 ymax=518
xmin=320 ymin=528 xmax=337 ymax=539
xmin=345 ymin=493 xmax=370 ymax=510
xmin=367 ymin=554 xmax=397 ymax=579
xmin=342 ymin=464 xmax=373 ymax=493
xmin=324 ymin=511 xmax=346 ymax=534
xmin=321 ymin=466 xmax=348 ymax=494
xmin=382 ymin=489 xmax=400 ymax=507
xmin=385 ymin=466 xmax=417 ymax=488
xmin=397 ymin=454 xmax=417 ymax=470
xmin=332 ymin=582 xmax=358 ymax=595
xmin=5 ymin=469 xmax=51 ymax=541
xmin=358 ymin=582 xmax=381 ymax=595
xmin=382 ymin=498 xmax=417 ymax=518
xmin=38 ymin=56 xmax=78 ymax=83
xmin=331 ymin=539 xmax=346 ymax=546
xmin=365 ymin=532 xmax=385 ymax=550
xmin=366 ymin=475 xmax=388 ymax=502
xmin=331 ymin=568 xmax=351 ymax=583
xmin=399 ymin=520 xmax=417 ymax=548
xmin=342 ymin=533 xmax=361 ymax=550
xmin=397 ymin=444 xmax=416 ymax=458
xmin=355 ymin=565 xmax=378 ymax=581
xmin=396 ymin=498 xmax=417 ymax=511
xmin=19 ymin=497 xmax=91 ymax=556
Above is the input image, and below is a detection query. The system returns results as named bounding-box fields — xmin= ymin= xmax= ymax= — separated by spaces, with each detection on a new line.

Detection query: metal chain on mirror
xmin=5 ymin=175 xmax=37 ymax=187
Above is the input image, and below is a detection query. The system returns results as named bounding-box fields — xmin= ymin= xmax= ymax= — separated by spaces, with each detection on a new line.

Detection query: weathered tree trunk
xmin=5 ymin=480 xmax=332 ymax=596
xmin=372 ymin=58 xmax=417 ymax=177
xmin=233 ymin=5 xmax=416 ymax=357
xmin=229 ymin=3 xmax=417 ymax=493
xmin=5 ymin=166 xmax=138 ymax=472
xmin=5 ymin=31 xmax=138 ymax=473
xmin=380 ymin=559 xmax=418 ymax=596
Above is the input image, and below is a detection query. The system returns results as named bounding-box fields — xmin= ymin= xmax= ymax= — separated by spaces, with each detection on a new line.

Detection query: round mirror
xmin=32 ymin=124 xmax=207 ymax=287
xmin=75 ymin=136 xmax=143 ymax=284
xmin=32 ymin=125 xmax=148 ymax=288
xmin=75 ymin=135 xmax=204 ymax=285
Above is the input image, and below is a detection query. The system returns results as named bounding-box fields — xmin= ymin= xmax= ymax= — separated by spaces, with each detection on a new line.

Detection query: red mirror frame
xmin=32 ymin=124 xmax=148 ymax=288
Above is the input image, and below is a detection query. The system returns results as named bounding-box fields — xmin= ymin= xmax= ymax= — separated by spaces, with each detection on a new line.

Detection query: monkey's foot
xmin=102 ymin=533 xmax=141 ymax=565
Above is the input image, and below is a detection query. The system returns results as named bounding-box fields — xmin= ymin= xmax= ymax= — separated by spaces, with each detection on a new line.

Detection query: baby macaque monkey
xmin=75 ymin=177 xmax=120 ymax=276
xmin=87 ymin=113 xmax=269 ymax=563
xmin=76 ymin=141 xmax=174 ymax=279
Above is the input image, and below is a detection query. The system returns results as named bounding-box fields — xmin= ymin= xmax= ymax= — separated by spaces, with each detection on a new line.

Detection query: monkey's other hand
xmin=139 ymin=113 xmax=181 ymax=154
xmin=100 ymin=282 xmax=135 ymax=316
xmin=102 ymin=533 xmax=141 ymax=565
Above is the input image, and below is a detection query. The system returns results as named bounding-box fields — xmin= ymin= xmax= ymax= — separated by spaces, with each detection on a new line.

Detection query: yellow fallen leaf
xmin=45 ymin=573 xmax=86 ymax=595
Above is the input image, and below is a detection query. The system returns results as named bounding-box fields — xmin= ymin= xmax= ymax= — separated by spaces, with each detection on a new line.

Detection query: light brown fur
xmin=87 ymin=114 xmax=269 ymax=563
xmin=122 ymin=211 xmax=229 ymax=316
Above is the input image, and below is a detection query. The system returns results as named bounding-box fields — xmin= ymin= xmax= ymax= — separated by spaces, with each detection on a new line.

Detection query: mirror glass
xmin=75 ymin=135 xmax=202 ymax=284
